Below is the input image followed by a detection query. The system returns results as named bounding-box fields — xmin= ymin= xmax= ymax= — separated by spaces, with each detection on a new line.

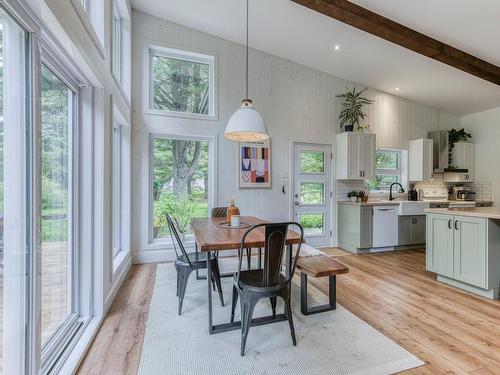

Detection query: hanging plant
xmin=336 ymin=86 xmax=374 ymax=132
xmin=448 ymin=128 xmax=472 ymax=167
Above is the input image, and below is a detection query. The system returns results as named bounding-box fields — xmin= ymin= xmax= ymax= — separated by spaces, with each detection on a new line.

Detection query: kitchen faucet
xmin=389 ymin=182 xmax=405 ymax=201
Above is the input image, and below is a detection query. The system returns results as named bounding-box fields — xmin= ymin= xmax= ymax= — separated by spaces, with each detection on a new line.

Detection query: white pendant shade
xmin=224 ymin=99 xmax=269 ymax=142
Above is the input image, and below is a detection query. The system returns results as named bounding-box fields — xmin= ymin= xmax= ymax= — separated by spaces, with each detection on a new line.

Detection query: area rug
xmin=138 ymin=260 xmax=424 ymax=375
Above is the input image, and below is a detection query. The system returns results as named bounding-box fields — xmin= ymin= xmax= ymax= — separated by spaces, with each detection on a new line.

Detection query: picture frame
xmin=238 ymin=139 xmax=271 ymax=188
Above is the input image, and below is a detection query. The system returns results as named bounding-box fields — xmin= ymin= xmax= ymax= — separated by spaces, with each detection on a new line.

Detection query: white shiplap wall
xmin=131 ymin=10 xmax=460 ymax=261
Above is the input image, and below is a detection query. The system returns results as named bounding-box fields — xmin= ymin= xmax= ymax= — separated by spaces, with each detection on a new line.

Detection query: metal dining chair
xmin=166 ymin=214 xmax=224 ymax=315
xmin=211 ymin=206 xmax=253 ymax=270
xmin=230 ymin=222 xmax=304 ymax=356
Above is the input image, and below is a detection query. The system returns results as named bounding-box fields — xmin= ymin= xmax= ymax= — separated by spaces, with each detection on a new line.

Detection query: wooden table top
xmin=191 ymin=216 xmax=303 ymax=252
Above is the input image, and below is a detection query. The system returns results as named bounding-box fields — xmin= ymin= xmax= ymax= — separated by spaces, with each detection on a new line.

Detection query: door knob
xmin=294 ymin=201 xmax=300 ymax=206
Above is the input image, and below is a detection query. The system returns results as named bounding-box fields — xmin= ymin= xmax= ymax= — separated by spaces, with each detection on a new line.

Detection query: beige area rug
xmin=138 ymin=259 xmax=424 ymax=375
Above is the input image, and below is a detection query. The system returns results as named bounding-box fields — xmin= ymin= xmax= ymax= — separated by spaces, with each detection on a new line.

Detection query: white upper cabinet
xmin=336 ymin=132 xmax=376 ymax=180
xmin=408 ymin=138 xmax=433 ymax=182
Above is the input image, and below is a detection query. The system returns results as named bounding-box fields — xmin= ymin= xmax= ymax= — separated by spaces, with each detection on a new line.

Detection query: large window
xmin=112 ymin=103 xmax=130 ymax=269
xmin=151 ymin=137 xmax=209 ymax=240
xmin=366 ymin=150 xmax=403 ymax=191
xmin=150 ymin=47 xmax=215 ymax=118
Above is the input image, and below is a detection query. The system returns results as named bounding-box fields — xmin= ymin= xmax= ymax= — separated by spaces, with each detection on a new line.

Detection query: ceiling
xmin=131 ymin=0 xmax=500 ymax=116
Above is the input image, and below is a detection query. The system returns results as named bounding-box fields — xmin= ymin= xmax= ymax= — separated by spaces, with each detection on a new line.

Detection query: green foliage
xmin=448 ymin=128 xmax=472 ymax=167
xmin=300 ymin=183 xmax=324 ymax=205
xmin=152 ymin=55 xmax=209 ymax=114
xmin=375 ymin=151 xmax=398 ymax=170
xmin=336 ymin=86 xmax=374 ymax=131
xmin=300 ymin=151 xmax=324 ymax=173
xmin=153 ymin=193 xmax=195 ymax=237
xmin=300 ymin=214 xmax=323 ymax=231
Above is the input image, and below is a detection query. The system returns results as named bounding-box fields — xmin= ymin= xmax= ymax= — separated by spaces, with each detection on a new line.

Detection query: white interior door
xmin=293 ymin=143 xmax=332 ymax=247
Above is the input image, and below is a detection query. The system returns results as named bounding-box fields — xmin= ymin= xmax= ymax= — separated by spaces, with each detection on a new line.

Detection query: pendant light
xmin=224 ymin=0 xmax=269 ymax=142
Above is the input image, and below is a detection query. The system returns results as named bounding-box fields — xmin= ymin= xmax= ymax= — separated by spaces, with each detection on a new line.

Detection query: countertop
xmin=338 ymin=200 xmax=493 ymax=206
xmin=425 ymin=207 xmax=500 ymax=220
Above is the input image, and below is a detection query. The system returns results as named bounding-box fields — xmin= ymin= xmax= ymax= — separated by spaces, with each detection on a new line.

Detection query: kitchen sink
xmin=398 ymin=201 xmax=430 ymax=216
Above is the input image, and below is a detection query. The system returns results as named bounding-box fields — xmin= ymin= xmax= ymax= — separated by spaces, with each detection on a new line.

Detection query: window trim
xmin=70 ymin=0 xmax=106 ymax=58
xmin=146 ymin=45 xmax=218 ymax=121
xmin=147 ymin=133 xmax=216 ymax=248
xmin=111 ymin=0 xmax=131 ymax=102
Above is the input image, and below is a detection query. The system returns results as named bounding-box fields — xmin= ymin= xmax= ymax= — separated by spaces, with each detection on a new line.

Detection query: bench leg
xmin=300 ymin=273 xmax=336 ymax=316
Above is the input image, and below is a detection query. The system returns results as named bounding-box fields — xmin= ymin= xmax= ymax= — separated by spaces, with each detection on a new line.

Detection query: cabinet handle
xmin=359 ymin=171 xmax=362 ymax=177
xmin=454 ymin=220 xmax=459 ymax=230
xmin=448 ymin=219 xmax=452 ymax=229
xmin=414 ymin=218 xmax=417 ymax=224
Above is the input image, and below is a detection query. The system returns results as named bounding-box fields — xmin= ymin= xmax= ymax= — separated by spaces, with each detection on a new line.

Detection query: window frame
xmin=147 ymin=45 xmax=218 ymax=120
xmin=111 ymin=0 xmax=131 ymax=101
xmin=71 ymin=0 xmax=105 ymax=58
xmin=111 ymin=98 xmax=131 ymax=273
xmin=147 ymin=133 xmax=216 ymax=248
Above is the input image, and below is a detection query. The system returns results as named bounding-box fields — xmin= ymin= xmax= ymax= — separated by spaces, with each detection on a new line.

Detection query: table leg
xmin=196 ymin=242 xmax=202 ymax=280
xmin=207 ymin=250 xmax=213 ymax=334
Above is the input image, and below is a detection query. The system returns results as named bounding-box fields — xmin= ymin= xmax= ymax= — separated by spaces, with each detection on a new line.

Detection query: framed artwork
xmin=238 ymin=139 xmax=271 ymax=188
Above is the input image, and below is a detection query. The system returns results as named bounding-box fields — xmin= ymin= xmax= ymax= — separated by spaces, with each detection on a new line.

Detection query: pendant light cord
xmin=246 ymin=0 xmax=249 ymax=99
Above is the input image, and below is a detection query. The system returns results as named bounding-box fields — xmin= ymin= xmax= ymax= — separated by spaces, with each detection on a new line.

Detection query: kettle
xmin=408 ymin=184 xmax=418 ymax=201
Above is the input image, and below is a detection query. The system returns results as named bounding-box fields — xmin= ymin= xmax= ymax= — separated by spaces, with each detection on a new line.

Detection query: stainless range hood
xmin=428 ymin=130 xmax=468 ymax=174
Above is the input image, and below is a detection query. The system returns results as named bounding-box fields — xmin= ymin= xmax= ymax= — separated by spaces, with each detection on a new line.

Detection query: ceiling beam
xmin=291 ymin=0 xmax=500 ymax=86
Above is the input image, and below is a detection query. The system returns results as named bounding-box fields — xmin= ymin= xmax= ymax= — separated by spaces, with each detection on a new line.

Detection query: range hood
xmin=427 ymin=131 xmax=468 ymax=174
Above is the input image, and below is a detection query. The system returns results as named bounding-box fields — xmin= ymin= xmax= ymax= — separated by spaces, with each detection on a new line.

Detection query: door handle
xmin=448 ymin=219 xmax=452 ymax=229
xmin=294 ymin=201 xmax=300 ymax=206
xmin=454 ymin=220 xmax=459 ymax=230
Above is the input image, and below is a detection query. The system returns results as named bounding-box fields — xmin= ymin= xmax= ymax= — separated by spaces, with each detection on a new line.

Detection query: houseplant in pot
xmin=347 ymin=190 xmax=359 ymax=202
xmin=337 ymin=86 xmax=374 ymax=132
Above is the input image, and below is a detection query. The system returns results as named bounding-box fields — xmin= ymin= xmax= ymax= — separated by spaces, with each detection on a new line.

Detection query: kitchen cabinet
xmin=408 ymin=139 xmax=433 ymax=182
xmin=444 ymin=142 xmax=474 ymax=182
xmin=360 ymin=207 xmax=373 ymax=248
xmin=338 ymin=204 xmax=373 ymax=251
xmin=398 ymin=215 xmax=426 ymax=245
xmin=426 ymin=213 xmax=455 ymax=277
xmin=427 ymin=213 xmax=487 ymax=288
xmin=336 ymin=132 xmax=376 ymax=180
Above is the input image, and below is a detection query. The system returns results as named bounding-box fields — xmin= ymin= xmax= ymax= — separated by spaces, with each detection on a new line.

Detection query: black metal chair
xmin=230 ymin=222 xmax=304 ymax=356
xmin=211 ymin=206 xmax=253 ymax=269
xmin=166 ymin=214 xmax=224 ymax=315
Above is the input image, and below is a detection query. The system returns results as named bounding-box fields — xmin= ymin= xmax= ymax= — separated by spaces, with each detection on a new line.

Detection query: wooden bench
xmin=296 ymin=255 xmax=349 ymax=315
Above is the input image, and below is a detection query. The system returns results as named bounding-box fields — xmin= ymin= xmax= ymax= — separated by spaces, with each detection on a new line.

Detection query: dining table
xmin=191 ymin=216 xmax=303 ymax=335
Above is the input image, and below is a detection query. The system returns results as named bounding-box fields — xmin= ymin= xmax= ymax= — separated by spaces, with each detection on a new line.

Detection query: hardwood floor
xmin=77 ymin=250 xmax=500 ymax=374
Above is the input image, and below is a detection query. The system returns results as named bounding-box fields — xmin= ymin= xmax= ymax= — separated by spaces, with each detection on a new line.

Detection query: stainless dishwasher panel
xmin=372 ymin=206 xmax=399 ymax=247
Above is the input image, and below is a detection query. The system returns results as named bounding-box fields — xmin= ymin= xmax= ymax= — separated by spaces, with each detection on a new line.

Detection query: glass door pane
xmin=41 ymin=64 xmax=73 ymax=345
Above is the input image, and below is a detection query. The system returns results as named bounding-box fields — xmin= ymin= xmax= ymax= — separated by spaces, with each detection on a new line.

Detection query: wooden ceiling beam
xmin=291 ymin=0 xmax=500 ymax=85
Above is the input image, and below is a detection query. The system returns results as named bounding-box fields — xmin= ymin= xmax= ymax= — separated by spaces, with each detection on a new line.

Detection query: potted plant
xmin=448 ymin=128 xmax=472 ymax=167
xmin=347 ymin=190 xmax=359 ymax=202
xmin=337 ymin=86 xmax=374 ymax=132
xmin=358 ymin=190 xmax=369 ymax=203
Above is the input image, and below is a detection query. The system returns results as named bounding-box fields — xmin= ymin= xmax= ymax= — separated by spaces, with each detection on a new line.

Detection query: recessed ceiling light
xmin=395 ymin=87 xmax=400 ymax=91
xmin=334 ymin=44 xmax=340 ymax=51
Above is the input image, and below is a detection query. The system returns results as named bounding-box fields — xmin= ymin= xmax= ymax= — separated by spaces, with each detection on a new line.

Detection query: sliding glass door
xmin=40 ymin=64 xmax=75 ymax=347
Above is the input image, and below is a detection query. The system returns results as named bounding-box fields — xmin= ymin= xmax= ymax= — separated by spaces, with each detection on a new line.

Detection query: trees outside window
xmin=365 ymin=150 xmax=402 ymax=191
xmin=152 ymin=138 xmax=209 ymax=239
xmin=150 ymin=47 xmax=215 ymax=118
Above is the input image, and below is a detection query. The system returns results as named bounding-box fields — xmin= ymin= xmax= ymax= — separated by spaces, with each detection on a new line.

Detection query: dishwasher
xmin=372 ymin=206 xmax=399 ymax=248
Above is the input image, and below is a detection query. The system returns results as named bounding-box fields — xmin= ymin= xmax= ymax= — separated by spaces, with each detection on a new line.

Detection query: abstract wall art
xmin=238 ymin=139 xmax=271 ymax=188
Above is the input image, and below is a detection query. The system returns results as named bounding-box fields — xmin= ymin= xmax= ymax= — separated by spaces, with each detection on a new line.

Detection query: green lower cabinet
xmin=453 ymin=216 xmax=487 ymax=288
xmin=360 ymin=207 xmax=373 ymax=248
xmin=399 ymin=216 xmax=426 ymax=245
xmin=426 ymin=213 xmax=454 ymax=277
xmin=427 ymin=213 xmax=490 ymax=290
